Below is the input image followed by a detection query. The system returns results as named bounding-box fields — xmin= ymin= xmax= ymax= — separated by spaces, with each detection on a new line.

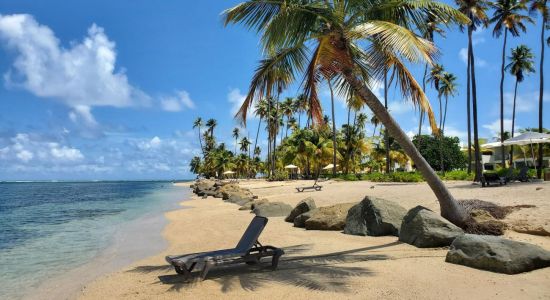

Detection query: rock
xmin=239 ymin=199 xmax=269 ymax=211
xmin=285 ymin=197 xmax=317 ymax=223
xmin=193 ymin=180 xmax=216 ymax=195
xmin=293 ymin=210 xmax=317 ymax=228
xmin=398 ymin=206 xmax=464 ymax=248
xmin=226 ymin=194 xmax=254 ymax=205
xmin=305 ymin=203 xmax=356 ymax=231
xmin=445 ymin=234 xmax=550 ymax=274
xmin=344 ymin=197 xmax=406 ymax=236
xmin=469 ymin=209 xmax=508 ymax=236
xmin=253 ymin=202 xmax=293 ymax=217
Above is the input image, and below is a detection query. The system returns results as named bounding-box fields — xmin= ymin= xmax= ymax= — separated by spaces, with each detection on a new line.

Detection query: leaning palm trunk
xmin=498 ymin=29 xmax=508 ymax=168
xmin=342 ymin=70 xmax=469 ymax=226
xmin=328 ymin=80 xmax=337 ymax=176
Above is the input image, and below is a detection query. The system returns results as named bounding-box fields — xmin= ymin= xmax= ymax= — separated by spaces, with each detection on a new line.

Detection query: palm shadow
xmin=131 ymin=241 xmax=401 ymax=294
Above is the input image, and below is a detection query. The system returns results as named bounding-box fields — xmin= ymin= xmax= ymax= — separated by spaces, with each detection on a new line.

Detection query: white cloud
xmin=388 ymin=101 xmax=413 ymax=114
xmin=160 ymin=90 xmax=195 ymax=112
xmin=504 ymin=91 xmax=549 ymax=115
xmin=136 ymin=136 xmax=162 ymax=150
xmin=482 ymin=119 xmax=517 ymax=139
xmin=228 ymin=88 xmax=246 ymax=116
xmin=0 ymin=133 xmax=84 ymax=164
xmin=458 ymin=48 xmax=487 ymax=67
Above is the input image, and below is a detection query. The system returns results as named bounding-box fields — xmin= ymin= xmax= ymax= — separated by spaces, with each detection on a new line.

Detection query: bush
xmin=413 ymin=135 xmax=467 ymax=171
xmin=269 ymin=170 xmax=288 ymax=181
xmin=390 ymin=172 xmax=424 ymax=182
xmin=441 ymin=170 xmax=475 ymax=181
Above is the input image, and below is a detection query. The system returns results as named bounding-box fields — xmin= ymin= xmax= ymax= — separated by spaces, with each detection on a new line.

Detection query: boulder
xmin=445 ymin=234 xmax=550 ymax=274
xmin=344 ymin=197 xmax=406 ymax=236
xmin=293 ymin=209 xmax=317 ymax=228
xmin=193 ymin=180 xmax=216 ymax=195
xmin=305 ymin=203 xmax=356 ymax=231
xmin=226 ymin=194 xmax=254 ymax=205
xmin=253 ymin=202 xmax=293 ymax=217
xmin=398 ymin=206 xmax=464 ymax=248
xmin=239 ymin=199 xmax=269 ymax=211
xmin=285 ymin=197 xmax=317 ymax=223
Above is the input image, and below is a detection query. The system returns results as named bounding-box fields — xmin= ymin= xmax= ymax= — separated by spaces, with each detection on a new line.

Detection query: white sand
xmin=77 ymin=180 xmax=550 ymax=300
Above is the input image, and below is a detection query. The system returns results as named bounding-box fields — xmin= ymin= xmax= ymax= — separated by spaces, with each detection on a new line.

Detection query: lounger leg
xmin=200 ymin=261 xmax=214 ymax=281
xmin=271 ymin=249 xmax=284 ymax=270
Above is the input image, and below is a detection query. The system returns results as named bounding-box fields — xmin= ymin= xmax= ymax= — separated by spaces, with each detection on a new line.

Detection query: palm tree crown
xmin=505 ymin=44 xmax=535 ymax=81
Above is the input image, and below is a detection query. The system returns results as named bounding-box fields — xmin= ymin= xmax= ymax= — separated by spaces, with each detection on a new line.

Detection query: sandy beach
xmin=73 ymin=180 xmax=550 ymax=300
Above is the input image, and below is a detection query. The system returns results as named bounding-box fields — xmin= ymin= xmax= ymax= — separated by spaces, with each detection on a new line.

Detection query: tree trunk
xmin=253 ymin=118 xmax=262 ymax=158
xmin=341 ymin=69 xmax=469 ymax=227
xmin=438 ymin=95 xmax=444 ymax=173
xmin=466 ymin=35 xmax=473 ymax=174
xmin=469 ymin=22 xmax=483 ymax=185
xmin=419 ymin=63 xmax=428 ymax=137
xmin=511 ymin=79 xmax=519 ymax=166
xmin=538 ymin=14 xmax=546 ymax=179
xmin=499 ymin=29 xmax=508 ymax=168
xmin=384 ymin=69 xmax=391 ymax=173
xmin=198 ymin=127 xmax=205 ymax=158
xmin=328 ymin=80 xmax=337 ymax=176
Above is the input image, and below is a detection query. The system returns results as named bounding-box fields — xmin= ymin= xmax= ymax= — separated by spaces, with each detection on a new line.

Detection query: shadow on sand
xmin=129 ymin=241 xmax=402 ymax=294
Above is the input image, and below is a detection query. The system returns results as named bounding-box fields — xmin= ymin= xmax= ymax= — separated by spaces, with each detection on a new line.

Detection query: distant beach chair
xmin=503 ymin=167 xmax=516 ymax=183
xmin=516 ymin=166 xmax=531 ymax=182
xmin=296 ymin=183 xmax=323 ymax=192
xmin=482 ymin=172 xmax=506 ymax=187
xmin=165 ymin=216 xmax=284 ymax=281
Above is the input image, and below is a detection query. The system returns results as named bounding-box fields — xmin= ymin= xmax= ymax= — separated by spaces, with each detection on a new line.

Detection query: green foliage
xmin=359 ymin=171 xmax=424 ymax=182
xmin=440 ymin=170 xmax=475 ymax=181
xmin=413 ymin=135 xmax=467 ymax=171
xmin=269 ymin=170 xmax=289 ymax=181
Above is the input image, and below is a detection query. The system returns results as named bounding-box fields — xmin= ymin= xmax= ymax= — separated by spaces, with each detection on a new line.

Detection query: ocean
xmin=0 ymin=181 xmax=189 ymax=300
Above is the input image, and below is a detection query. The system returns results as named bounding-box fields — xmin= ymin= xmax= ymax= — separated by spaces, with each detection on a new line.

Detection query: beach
xmin=77 ymin=180 xmax=550 ymax=300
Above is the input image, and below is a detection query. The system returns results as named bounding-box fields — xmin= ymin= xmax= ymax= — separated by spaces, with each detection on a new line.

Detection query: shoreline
xmin=23 ymin=184 xmax=190 ymax=300
xmin=77 ymin=180 xmax=550 ymax=299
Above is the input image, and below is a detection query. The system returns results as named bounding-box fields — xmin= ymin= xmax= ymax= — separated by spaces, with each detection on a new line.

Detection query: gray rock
xmin=446 ymin=234 xmax=550 ymax=274
xmin=239 ymin=199 xmax=269 ymax=211
xmin=226 ymin=194 xmax=253 ymax=205
xmin=253 ymin=202 xmax=293 ymax=217
xmin=293 ymin=209 xmax=317 ymax=228
xmin=398 ymin=206 xmax=464 ymax=248
xmin=344 ymin=197 xmax=406 ymax=236
xmin=305 ymin=203 xmax=356 ymax=231
xmin=285 ymin=197 xmax=317 ymax=223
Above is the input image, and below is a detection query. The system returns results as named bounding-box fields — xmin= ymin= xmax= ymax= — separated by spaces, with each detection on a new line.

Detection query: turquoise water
xmin=0 ymin=181 xmax=188 ymax=300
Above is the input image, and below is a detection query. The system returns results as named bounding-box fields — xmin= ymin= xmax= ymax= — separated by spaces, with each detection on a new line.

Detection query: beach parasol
xmin=223 ymin=170 xmax=235 ymax=175
xmin=284 ymin=164 xmax=298 ymax=169
xmin=502 ymin=132 xmax=550 ymax=173
xmin=480 ymin=141 xmax=502 ymax=149
xmin=322 ymin=164 xmax=338 ymax=170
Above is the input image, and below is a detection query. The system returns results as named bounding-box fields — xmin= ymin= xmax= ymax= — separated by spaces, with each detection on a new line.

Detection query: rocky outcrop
xmin=253 ymin=202 xmax=293 ymax=217
xmin=445 ymin=234 xmax=550 ymax=274
xmin=239 ymin=199 xmax=269 ymax=211
xmin=293 ymin=210 xmax=317 ymax=228
xmin=285 ymin=197 xmax=317 ymax=223
xmin=344 ymin=197 xmax=406 ymax=237
xmin=304 ymin=203 xmax=356 ymax=231
xmin=398 ymin=206 xmax=464 ymax=248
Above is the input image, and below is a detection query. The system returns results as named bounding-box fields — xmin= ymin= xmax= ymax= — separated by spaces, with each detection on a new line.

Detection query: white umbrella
xmin=323 ymin=164 xmax=338 ymax=170
xmin=480 ymin=141 xmax=502 ymax=149
xmin=284 ymin=164 xmax=298 ymax=169
xmin=223 ymin=170 xmax=235 ymax=175
xmin=502 ymin=132 xmax=550 ymax=173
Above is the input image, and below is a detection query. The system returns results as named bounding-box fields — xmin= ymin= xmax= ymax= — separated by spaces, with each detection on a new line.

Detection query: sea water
xmin=0 ymin=181 xmax=188 ymax=300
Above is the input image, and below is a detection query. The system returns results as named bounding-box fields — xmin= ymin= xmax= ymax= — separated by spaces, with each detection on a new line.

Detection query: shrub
xmin=412 ymin=135 xmax=467 ymax=171
xmin=441 ymin=170 xmax=475 ymax=181
xmin=269 ymin=170 xmax=288 ymax=181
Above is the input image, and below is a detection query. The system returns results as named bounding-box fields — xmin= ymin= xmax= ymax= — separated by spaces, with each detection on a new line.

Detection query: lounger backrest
xmin=235 ymin=216 xmax=268 ymax=252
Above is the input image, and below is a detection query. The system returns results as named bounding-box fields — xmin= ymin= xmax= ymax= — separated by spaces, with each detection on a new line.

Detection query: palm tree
xmin=531 ymin=0 xmax=548 ymax=178
xmin=206 ymin=118 xmax=217 ymax=139
xmin=440 ymin=72 xmax=459 ymax=133
xmin=371 ymin=115 xmax=380 ymax=137
xmin=232 ymin=127 xmax=240 ymax=154
xmin=328 ymin=79 xmax=338 ymax=175
xmin=456 ymin=0 xmax=489 ymax=178
xmin=281 ymin=97 xmax=295 ymax=137
xmin=189 ymin=156 xmax=202 ymax=176
xmin=253 ymin=98 xmax=268 ymax=162
xmin=240 ymin=136 xmax=252 ymax=158
xmin=193 ymin=117 xmax=205 ymax=157
xmin=427 ymin=64 xmax=446 ymax=130
xmin=224 ymin=0 xmax=471 ymax=226
xmin=505 ymin=44 xmax=535 ymax=164
xmin=490 ymin=0 xmax=533 ymax=168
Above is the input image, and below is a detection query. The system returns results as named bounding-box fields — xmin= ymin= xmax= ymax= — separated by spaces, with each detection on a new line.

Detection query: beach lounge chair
xmin=165 ymin=216 xmax=284 ymax=281
xmin=503 ymin=167 xmax=516 ymax=183
xmin=482 ymin=172 xmax=506 ymax=186
xmin=517 ymin=166 xmax=531 ymax=182
xmin=296 ymin=183 xmax=322 ymax=192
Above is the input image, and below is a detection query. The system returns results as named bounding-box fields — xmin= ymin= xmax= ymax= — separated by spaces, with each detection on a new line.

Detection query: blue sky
xmin=0 ymin=0 xmax=548 ymax=180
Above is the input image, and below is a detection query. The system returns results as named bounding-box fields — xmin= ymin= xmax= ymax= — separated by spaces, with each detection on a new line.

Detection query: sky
xmin=0 ymin=0 xmax=548 ymax=180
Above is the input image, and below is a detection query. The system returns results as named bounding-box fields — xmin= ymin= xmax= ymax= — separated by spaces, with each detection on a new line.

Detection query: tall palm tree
xmin=371 ymin=115 xmax=380 ymax=137
xmin=440 ymin=72 xmax=459 ymax=133
xmin=193 ymin=117 xmax=205 ymax=157
xmin=456 ymin=0 xmax=489 ymax=178
xmin=531 ymin=0 xmax=548 ymax=178
xmin=505 ymin=44 xmax=535 ymax=164
xmin=328 ymin=79 xmax=338 ymax=175
xmin=232 ymin=127 xmax=240 ymax=154
xmin=490 ymin=0 xmax=533 ymax=168
xmin=282 ymin=97 xmax=295 ymax=137
xmin=253 ymin=98 xmax=268 ymax=162
xmin=427 ymin=64 xmax=446 ymax=130
xmin=224 ymin=0 xmax=471 ymax=226
xmin=206 ymin=118 xmax=217 ymax=139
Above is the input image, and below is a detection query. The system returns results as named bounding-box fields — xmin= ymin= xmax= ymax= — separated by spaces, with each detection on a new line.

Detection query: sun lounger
xmin=483 ymin=172 xmax=506 ymax=186
xmin=296 ymin=184 xmax=322 ymax=192
xmin=516 ymin=166 xmax=532 ymax=182
xmin=165 ymin=216 xmax=284 ymax=281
